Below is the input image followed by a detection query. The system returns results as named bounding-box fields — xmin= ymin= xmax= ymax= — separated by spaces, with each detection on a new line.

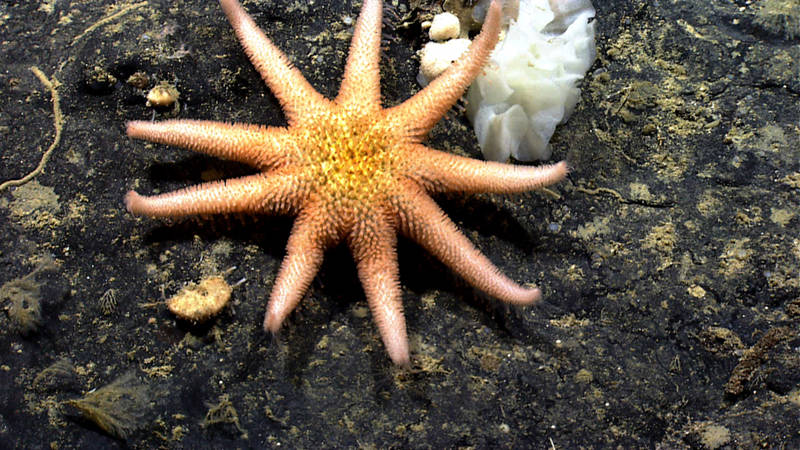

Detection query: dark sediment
xmin=0 ymin=0 xmax=798 ymax=447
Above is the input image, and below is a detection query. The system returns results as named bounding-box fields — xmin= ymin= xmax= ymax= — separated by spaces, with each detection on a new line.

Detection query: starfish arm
xmin=393 ymin=183 xmax=541 ymax=305
xmin=407 ymin=145 xmax=569 ymax=194
xmin=385 ymin=0 xmax=502 ymax=139
xmin=125 ymin=172 xmax=305 ymax=218
xmin=336 ymin=0 xmax=382 ymax=111
xmin=349 ymin=214 xmax=409 ymax=366
xmin=263 ymin=208 xmax=338 ymax=333
xmin=219 ymin=0 xmax=329 ymax=123
xmin=127 ymin=120 xmax=293 ymax=169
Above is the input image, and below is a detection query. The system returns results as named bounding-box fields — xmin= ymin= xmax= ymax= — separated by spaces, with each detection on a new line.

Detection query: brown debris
xmin=65 ymin=371 xmax=153 ymax=439
xmin=697 ymin=326 xmax=745 ymax=356
xmin=786 ymin=297 xmax=800 ymax=317
xmin=201 ymin=394 xmax=247 ymax=439
xmin=1 ymin=256 xmax=58 ymax=334
xmin=725 ymin=326 xmax=797 ymax=396
xmin=33 ymin=358 xmax=78 ymax=392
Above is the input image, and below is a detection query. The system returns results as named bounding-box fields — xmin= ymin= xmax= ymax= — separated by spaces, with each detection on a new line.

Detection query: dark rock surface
xmin=1 ymin=0 xmax=797 ymax=447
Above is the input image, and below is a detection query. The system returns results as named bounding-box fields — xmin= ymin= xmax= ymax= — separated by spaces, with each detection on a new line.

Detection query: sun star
xmin=125 ymin=0 xmax=568 ymax=365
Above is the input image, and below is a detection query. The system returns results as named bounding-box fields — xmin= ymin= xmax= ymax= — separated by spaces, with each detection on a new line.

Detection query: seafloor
xmin=1 ymin=0 xmax=798 ymax=448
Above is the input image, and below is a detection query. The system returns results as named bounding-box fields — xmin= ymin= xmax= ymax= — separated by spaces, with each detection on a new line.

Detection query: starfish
xmin=125 ymin=0 xmax=568 ymax=365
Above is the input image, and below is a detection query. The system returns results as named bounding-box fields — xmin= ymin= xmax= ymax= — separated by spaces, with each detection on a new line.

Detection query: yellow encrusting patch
xmin=166 ymin=276 xmax=233 ymax=323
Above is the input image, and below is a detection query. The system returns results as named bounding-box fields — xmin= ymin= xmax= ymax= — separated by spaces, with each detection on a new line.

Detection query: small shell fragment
xmin=417 ymin=38 xmax=471 ymax=86
xmin=429 ymin=12 xmax=460 ymax=41
xmin=146 ymin=81 xmax=179 ymax=108
xmin=166 ymin=276 xmax=232 ymax=323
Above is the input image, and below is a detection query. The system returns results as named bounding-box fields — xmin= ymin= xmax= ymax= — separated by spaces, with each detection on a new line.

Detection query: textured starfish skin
xmin=126 ymin=0 xmax=568 ymax=365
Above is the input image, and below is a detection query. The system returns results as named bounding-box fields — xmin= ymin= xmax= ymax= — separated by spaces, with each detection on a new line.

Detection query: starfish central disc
xmin=125 ymin=0 xmax=568 ymax=366
xmin=302 ymin=108 xmax=400 ymax=212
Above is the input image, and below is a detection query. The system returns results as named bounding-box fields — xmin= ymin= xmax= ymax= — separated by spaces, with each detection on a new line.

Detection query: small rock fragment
xmin=126 ymin=71 xmax=150 ymax=90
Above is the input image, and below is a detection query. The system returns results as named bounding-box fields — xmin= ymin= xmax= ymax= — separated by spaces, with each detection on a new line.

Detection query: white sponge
xmin=467 ymin=0 xmax=596 ymax=162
